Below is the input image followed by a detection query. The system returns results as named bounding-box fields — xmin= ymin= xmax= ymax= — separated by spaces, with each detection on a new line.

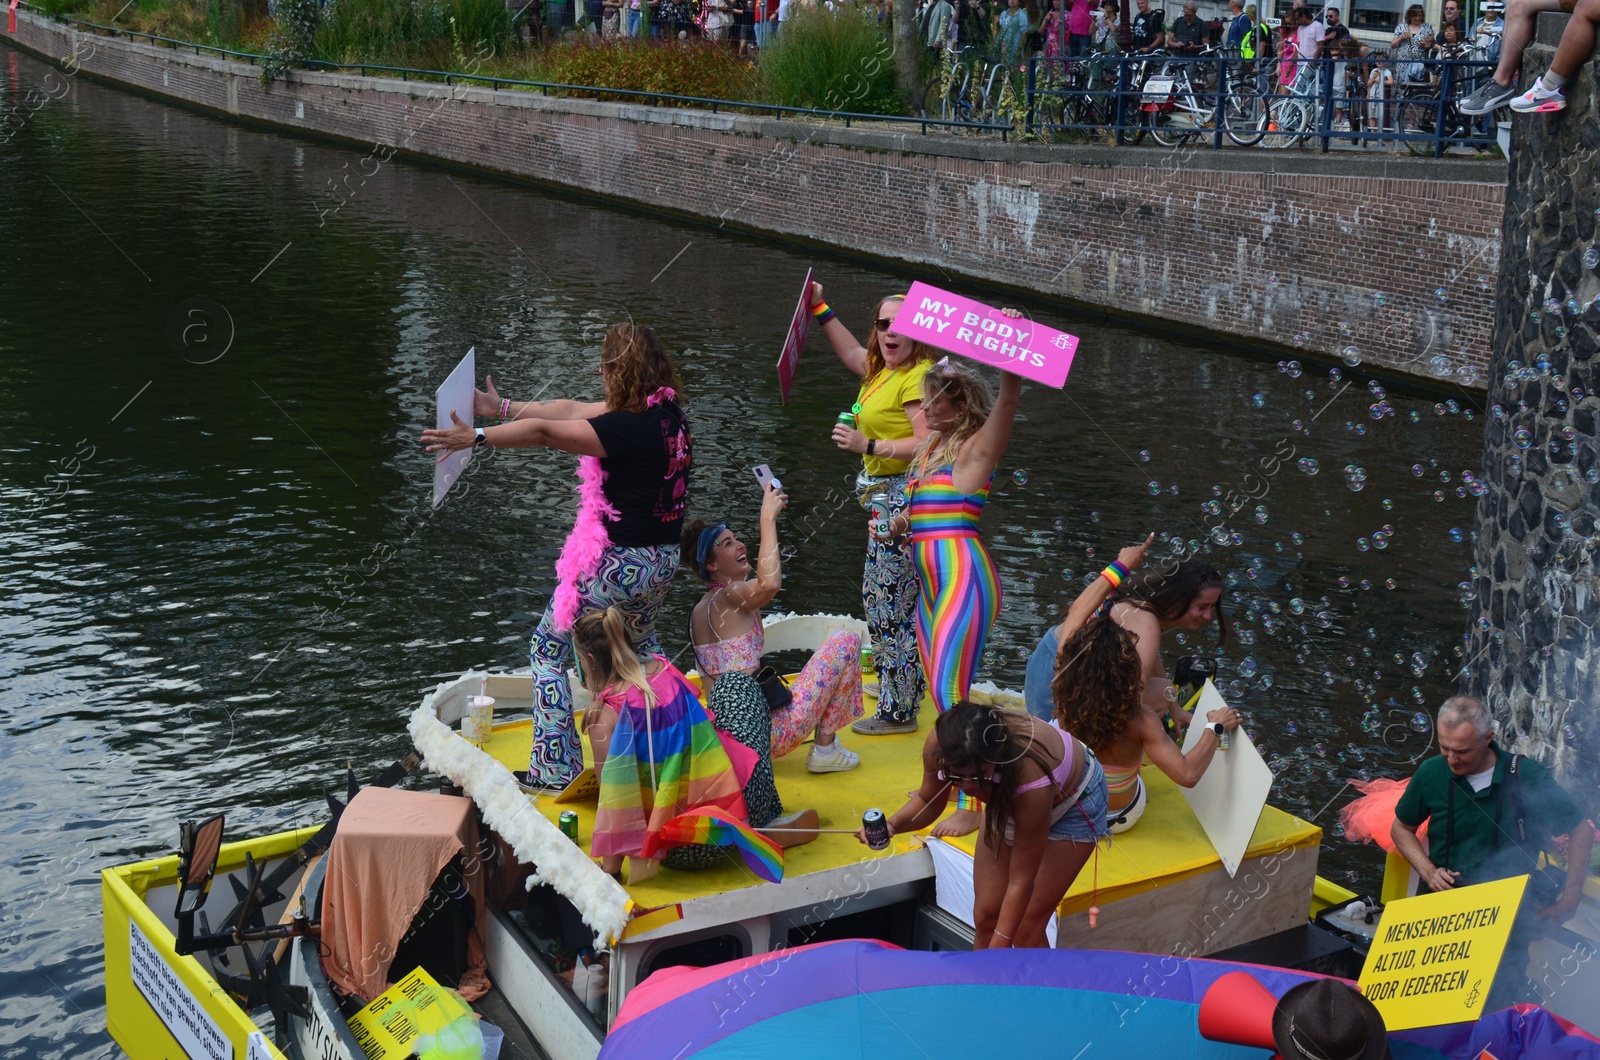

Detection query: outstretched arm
xmin=951 ymin=369 xmax=1022 ymax=494
xmin=472 ymin=374 xmax=607 ymax=421
xmin=810 ymin=281 xmax=869 ymax=378
xmin=860 ymin=734 xmax=953 ymax=843
xmin=1139 ymin=705 xmax=1239 ymax=787
xmin=1055 ymin=535 xmax=1155 ymax=642
xmin=713 ymin=486 xmax=787 ymax=612
xmin=421 ymin=410 xmax=607 ymax=457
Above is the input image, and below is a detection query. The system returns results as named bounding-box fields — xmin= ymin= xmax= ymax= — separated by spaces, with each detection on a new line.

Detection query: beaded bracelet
xmin=1100 ymin=560 xmax=1130 ymax=589
xmin=812 ymin=302 xmax=836 ymax=325
xmin=499 ymin=397 xmax=512 ymax=420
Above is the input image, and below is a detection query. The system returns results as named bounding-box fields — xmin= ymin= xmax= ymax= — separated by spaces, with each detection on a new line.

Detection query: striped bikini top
xmin=1103 ymin=760 xmax=1141 ymax=797
xmin=908 ymin=463 xmax=990 ymax=540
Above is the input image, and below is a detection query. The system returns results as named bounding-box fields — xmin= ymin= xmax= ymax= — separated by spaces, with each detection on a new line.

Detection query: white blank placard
xmin=432 ymin=347 xmax=475 ymax=509
xmin=1178 ymin=680 xmax=1276 ymax=877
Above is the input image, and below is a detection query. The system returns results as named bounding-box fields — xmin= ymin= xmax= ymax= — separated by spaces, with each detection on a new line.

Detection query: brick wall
xmin=5 ymin=11 xmax=1506 ymax=386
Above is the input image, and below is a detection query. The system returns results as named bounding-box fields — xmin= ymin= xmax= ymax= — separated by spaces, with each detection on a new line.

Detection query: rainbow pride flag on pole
xmin=659 ymin=808 xmax=785 ymax=884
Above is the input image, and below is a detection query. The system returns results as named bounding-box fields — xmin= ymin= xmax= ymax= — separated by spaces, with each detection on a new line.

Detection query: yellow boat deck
xmin=477 ymin=694 xmax=1322 ymax=920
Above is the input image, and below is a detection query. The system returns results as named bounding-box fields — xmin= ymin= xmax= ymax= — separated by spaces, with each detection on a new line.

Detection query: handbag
xmin=754 ymin=664 xmax=793 ymax=710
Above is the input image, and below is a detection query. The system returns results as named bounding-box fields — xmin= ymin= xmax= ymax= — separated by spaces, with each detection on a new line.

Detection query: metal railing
xmin=27 ymin=7 xmax=1014 ymax=138
xmin=1024 ymin=51 xmax=1500 ymax=157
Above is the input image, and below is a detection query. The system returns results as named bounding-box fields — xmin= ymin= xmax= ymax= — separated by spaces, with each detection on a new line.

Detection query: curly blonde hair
xmin=601 ymin=323 xmax=682 ymax=413
xmin=1051 ymin=616 xmax=1144 ymax=755
xmin=915 ymin=359 xmax=995 ymax=471
xmin=862 ymin=294 xmax=938 ymax=382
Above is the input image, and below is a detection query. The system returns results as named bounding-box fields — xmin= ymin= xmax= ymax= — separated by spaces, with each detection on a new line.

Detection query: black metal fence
xmin=1023 ymin=51 xmax=1500 ymax=156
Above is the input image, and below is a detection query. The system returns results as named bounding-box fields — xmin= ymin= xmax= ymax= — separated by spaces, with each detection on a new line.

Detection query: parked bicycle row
xmin=1009 ymin=49 xmax=1501 ymax=153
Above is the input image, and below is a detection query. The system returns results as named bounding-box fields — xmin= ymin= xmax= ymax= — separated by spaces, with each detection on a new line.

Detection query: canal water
xmin=0 ymin=44 xmax=1488 ymax=1057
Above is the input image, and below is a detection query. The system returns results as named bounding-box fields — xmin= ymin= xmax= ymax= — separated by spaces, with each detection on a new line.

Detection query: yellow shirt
xmin=856 ymin=360 xmax=931 ymax=477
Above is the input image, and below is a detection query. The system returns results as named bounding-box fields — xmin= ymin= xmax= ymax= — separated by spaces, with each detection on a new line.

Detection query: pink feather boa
xmin=549 ymin=387 xmax=676 ymax=632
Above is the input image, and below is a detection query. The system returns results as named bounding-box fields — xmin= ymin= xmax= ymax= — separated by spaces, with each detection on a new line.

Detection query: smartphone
xmin=753 ymin=465 xmax=780 ymax=492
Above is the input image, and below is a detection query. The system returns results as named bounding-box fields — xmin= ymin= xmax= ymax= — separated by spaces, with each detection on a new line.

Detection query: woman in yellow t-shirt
xmin=808 ymin=281 xmax=936 ymax=735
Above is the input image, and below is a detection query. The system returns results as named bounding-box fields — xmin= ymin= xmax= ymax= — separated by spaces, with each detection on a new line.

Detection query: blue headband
xmin=696 ymin=522 xmax=729 ymax=578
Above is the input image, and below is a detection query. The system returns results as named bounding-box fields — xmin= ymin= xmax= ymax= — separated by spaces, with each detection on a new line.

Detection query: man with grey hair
xmin=1391 ymin=695 xmax=1593 ymax=1006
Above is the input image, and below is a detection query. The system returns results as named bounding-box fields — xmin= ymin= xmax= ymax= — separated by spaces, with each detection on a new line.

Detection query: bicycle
xmin=1136 ymin=50 xmax=1264 ymax=147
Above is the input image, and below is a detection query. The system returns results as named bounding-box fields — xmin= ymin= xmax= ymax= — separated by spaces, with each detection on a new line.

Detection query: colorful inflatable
xmin=601 ymin=940 xmax=1600 ymax=1059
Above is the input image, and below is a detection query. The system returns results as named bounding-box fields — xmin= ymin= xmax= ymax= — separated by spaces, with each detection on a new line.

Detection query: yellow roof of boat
xmin=478 ymin=689 xmax=1321 ymax=917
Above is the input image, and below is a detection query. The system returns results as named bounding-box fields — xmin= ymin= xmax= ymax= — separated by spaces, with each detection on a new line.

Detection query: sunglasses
xmin=875 ymin=317 xmax=896 ymax=332
xmin=937 ymin=766 xmax=998 ymax=785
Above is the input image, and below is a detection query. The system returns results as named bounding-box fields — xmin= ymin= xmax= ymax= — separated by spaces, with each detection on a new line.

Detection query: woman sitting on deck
xmin=1043 ymin=540 xmax=1241 ymax=833
xmin=685 ymin=480 xmax=865 ymax=806
xmin=578 ymin=607 xmax=767 ymax=883
xmin=861 ymin=701 xmax=1108 ymax=949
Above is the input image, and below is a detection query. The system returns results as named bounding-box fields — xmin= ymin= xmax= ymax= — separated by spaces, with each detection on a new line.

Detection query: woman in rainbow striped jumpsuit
xmin=884 ymin=353 xmax=1022 ymax=835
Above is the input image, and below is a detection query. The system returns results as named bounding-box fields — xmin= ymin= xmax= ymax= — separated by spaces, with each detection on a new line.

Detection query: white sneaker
xmin=806 ymin=741 xmax=861 ymax=773
xmin=1509 ymin=80 xmax=1566 ymax=113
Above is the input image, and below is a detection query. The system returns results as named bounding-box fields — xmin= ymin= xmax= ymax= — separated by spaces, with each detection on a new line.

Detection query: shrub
xmin=527 ymin=38 xmax=762 ymax=104
xmin=314 ymin=0 xmax=509 ymax=67
xmin=759 ymin=2 xmax=901 ymax=115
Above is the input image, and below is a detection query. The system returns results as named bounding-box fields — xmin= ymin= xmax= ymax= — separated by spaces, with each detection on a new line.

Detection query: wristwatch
xmin=1207 ymin=721 xmax=1227 ymax=737
xmin=473 ymin=428 xmax=489 ymax=449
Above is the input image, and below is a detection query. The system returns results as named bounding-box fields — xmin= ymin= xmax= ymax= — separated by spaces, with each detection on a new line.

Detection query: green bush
xmin=314 ymin=0 xmax=509 ymax=67
xmin=759 ymin=2 xmax=902 ymax=115
xmin=527 ymin=38 xmax=762 ymax=104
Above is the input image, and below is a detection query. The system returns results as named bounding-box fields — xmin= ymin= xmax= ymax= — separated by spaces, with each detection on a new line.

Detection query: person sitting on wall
xmin=1390 ymin=695 xmax=1595 ymax=1009
xmin=1457 ymin=0 xmax=1568 ymax=114
xmin=1507 ymin=0 xmax=1600 ymax=112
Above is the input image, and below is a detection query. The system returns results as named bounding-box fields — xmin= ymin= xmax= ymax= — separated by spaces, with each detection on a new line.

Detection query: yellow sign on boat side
xmin=1357 ymin=874 xmax=1527 ymax=1031
xmin=347 ymin=967 xmax=473 ymax=1059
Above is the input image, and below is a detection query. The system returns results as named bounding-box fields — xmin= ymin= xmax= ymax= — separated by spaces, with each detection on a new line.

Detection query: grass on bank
xmin=33 ymin=0 xmax=906 ymax=115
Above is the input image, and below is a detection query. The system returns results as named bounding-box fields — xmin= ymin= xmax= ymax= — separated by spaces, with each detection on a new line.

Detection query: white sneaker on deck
xmin=806 ymin=741 xmax=861 ymax=773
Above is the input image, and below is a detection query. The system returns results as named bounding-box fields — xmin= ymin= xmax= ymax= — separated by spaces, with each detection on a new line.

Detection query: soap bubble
xmin=1013 ymin=468 xmax=1029 ymax=485
xmin=1544 ymin=298 xmax=1562 ymax=315
xmin=1512 ymin=428 xmax=1533 ymax=449
xmin=1340 ymin=346 xmax=1362 ymax=367
xmin=1202 ymin=500 xmax=1222 ymax=516
xmin=1293 ymin=333 xmax=1308 ymax=347
xmin=1147 ymin=481 xmax=1161 ymax=496
xmin=1291 ymin=532 xmax=1304 ymax=545
xmin=1289 ymin=598 xmax=1306 ymax=614
xmin=1287 ymin=360 xmax=1303 ymax=379
xmin=1410 ymin=712 xmax=1430 ymax=733
xmin=1268 ymin=274 xmax=1280 ymax=287
xmin=1385 ymin=578 xmax=1397 ymax=589
xmin=1089 ymin=511 xmax=1100 ymax=522
xmin=1252 ymin=393 xmax=1265 ymax=407
xmin=1356 ymin=537 xmax=1370 ymax=551
xmin=1434 ymin=287 xmax=1448 ymax=304
xmin=1373 ymin=292 xmax=1387 ymax=307
xmin=1411 ymin=464 xmax=1424 ymax=476
xmin=1254 ymin=505 xmax=1268 ymax=524
xmin=1298 ymin=458 xmax=1320 ymax=475
xmin=1587 ymin=248 xmax=1600 ymax=270
xmin=1344 ymin=464 xmax=1368 ymax=491
xmin=1381 ymin=498 xmax=1393 ymax=510
xmin=1329 ymin=367 xmax=1343 ymax=382
xmin=1138 ymin=449 xmax=1151 ymax=462
xmin=1478 ymin=274 xmax=1490 ymax=290
xmin=1449 ymin=527 xmax=1464 ymax=542
xmin=1239 ymin=657 xmax=1258 ymax=678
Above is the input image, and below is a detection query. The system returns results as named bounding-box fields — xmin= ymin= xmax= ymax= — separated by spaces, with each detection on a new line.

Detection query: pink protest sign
xmin=889 ymin=282 xmax=1078 ymax=389
xmin=776 ymin=268 xmax=814 ymax=404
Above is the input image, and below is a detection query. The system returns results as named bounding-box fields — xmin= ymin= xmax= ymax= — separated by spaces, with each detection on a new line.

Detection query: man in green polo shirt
xmin=1391 ymin=695 xmax=1593 ymax=1007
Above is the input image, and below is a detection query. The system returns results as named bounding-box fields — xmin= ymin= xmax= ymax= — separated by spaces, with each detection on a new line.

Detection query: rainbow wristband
xmin=1101 ymin=560 xmax=1130 ymax=589
xmin=812 ymin=302 xmax=836 ymax=325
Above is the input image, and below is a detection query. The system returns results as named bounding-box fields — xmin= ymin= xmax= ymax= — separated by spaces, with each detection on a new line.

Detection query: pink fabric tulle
xmin=1339 ymin=777 xmax=1428 ymax=853
xmin=548 ymin=387 xmax=676 ymax=632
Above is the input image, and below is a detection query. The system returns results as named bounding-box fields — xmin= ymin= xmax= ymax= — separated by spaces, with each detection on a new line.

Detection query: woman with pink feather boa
xmin=423 ymin=324 xmax=692 ymax=789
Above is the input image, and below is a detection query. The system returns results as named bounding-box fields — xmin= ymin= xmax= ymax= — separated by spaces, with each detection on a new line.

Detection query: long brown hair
xmin=572 ymin=607 xmax=657 ymax=707
xmin=601 ymin=323 xmax=682 ymax=413
xmin=935 ymin=703 xmax=1057 ymax=850
xmin=862 ymin=294 xmax=938 ymax=382
xmin=916 ymin=359 xmax=996 ymax=471
xmin=1120 ymin=558 xmax=1228 ymax=645
xmin=1051 ymin=616 xmax=1144 ymax=755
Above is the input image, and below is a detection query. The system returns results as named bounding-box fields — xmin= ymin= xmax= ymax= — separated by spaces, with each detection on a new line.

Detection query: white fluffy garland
xmin=408 ymin=705 xmax=631 ymax=947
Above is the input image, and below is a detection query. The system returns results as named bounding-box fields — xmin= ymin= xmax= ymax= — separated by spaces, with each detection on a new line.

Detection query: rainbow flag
xmin=658 ymin=808 xmax=785 ymax=884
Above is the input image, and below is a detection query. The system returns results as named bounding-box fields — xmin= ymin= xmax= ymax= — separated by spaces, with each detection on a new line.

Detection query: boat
xmin=101 ymin=613 xmax=1600 ymax=1059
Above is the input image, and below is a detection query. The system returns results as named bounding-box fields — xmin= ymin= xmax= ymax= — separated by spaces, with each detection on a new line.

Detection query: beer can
xmin=1217 ymin=729 xmax=1230 ymax=752
xmin=868 ymin=496 xmax=891 ymax=539
xmin=559 ymin=810 xmax=580 ymax=842
xmin=837 ymin=412 xmax=857 ymax=428
xmin=862 ymin=808 xmax=890 ymax=851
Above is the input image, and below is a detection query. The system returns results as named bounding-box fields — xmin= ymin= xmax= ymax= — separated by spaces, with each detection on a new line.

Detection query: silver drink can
xmin=862 ymin=808 xmax=890 ymax=850
xmin=868 ymin=497 xmax=891 ymax=539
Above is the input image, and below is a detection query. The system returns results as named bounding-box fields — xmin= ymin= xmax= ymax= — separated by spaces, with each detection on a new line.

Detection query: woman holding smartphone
xmin=809 ymin=281 xmax=937 ymax=736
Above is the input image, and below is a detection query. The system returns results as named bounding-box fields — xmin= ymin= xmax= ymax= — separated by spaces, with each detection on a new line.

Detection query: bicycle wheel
xmin=1148 ymin=107 xmax=1197 ymax=146
xmin=1261 ymin=97 xmax=1311 ymax=148
xmin=1225 ymin=86 xmax=1265 ymax=146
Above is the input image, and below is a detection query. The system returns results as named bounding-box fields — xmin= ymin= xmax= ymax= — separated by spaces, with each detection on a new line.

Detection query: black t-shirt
xmin=588 ymin=403 xmax=692 ymax=548
xmin=1130 ymin=8 xmax=1163 ymax=48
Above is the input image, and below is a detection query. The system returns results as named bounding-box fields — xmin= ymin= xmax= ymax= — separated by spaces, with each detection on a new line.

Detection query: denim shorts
xmin=1049 ymin=755 xmax=1110 ymax=842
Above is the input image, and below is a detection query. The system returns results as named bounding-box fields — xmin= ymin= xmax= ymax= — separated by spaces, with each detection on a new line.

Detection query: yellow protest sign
xmin=1358 ymin=875 xmax=1528 ymax=1031
xmin=346 ymin=967 xmax=473 ymax=1059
